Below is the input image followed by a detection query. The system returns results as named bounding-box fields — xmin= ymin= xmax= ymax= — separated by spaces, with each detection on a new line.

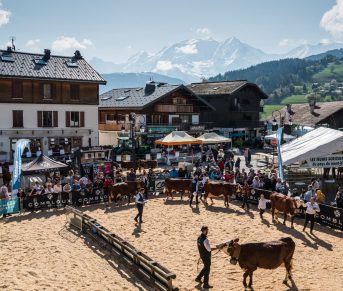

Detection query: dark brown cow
xmin=218 ymin=237 xmax=295 ymax=289
xmin=204 ymin=181 xmax=240 ymax=207
xmin=121 ymin=161 xmax=136 ymax=170
xmin=270 ymin=192 xmax=304 ymax=228
xmin=164 ymin=178 xmax=192 ymax=199
xmin=108 ymin=180 xmax=145 ymax=204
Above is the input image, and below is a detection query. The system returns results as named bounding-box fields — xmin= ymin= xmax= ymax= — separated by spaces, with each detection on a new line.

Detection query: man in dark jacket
xmin=195 ymin=226 xmax=216 ymax=289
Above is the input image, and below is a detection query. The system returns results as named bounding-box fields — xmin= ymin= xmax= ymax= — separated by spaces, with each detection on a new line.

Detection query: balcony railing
xmin=154 ymin=104 xmax=194 ymax=113
xmin=98 ymin=123 xmax=130 ymax=131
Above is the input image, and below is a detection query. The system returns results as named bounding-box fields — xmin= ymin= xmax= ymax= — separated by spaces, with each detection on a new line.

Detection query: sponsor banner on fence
xmin=0 ymin=198 xmax=20 ymax=215
xmin=301 ymin=154 xmax=343 ymax=168
xmin=154 ymin=180 xmax=165 ymax=192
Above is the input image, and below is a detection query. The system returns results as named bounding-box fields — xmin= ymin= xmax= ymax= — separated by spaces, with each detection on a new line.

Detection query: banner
xmin=25 ymin=192 xmax=71 ymax=211
xmin=276 ymin=127 xmax=284 ymax=182
xmin=11 ymin=139 xmax=30 ymax=197
xmin=300 ymin=154 xmax=343 ymax=168
xmin=0 ymin=198 xmax=20 ymax=215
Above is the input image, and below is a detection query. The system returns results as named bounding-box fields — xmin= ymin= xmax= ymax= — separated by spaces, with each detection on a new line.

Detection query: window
xmin=173 ymin=97 xmax=186 ymax=105
xmin=70 ymin=84 xmax=80 ymax=100
xmin=43 ymin=84 xmax=52 ymax=99
xmin=37 ymin=111 xmax=58 ymax=127
xmin=192 ymin=115 xmax=199 ymax=125
xmin=12 ymin=80 xmax=23 ymax=99
xmin=66 ymin=111 xmax=85 ymax=127
xmin=106 ymin=114 xmax=116 ymax=123
xmin=12 ymin=110 xmax=23 ymax=128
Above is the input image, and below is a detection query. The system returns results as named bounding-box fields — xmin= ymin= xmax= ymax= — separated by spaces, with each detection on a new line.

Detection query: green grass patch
xmin=261 ymin=104 xmax=284 ymax=119
xmin=313 ymin=62 xmax=343 ymax=82
xmin=281 ymin=94 xmax=308 ymax=104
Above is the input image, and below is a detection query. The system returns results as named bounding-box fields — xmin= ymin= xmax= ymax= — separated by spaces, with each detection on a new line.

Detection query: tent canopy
xmin=155 ymin=131 xmax=201 ymax=146
xmin=265 ymin=133 xmax=295 ymax=141
xmin=281 ymin=127 xmax=343 ymax=165
xmin=22 ymin=154 xmax=69 ymax=175
xmin=197 ymin=132 xmax=231 ymax=144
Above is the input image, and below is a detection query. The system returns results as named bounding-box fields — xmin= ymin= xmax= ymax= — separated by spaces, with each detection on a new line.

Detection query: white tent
xmin=155 ymin=131 xmax=201 ymax=145
xmin=265 ymin=133 xmax=295 ymax=142
xmin=197 ymin=132 xmax=231 ymax=144
xmin=281 ymin=127 xmax=343 ymax=165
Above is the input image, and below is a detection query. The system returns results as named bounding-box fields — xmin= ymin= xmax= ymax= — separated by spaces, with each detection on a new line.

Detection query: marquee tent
xmin=155 ymin=131 xmax=202 ymax=145
xmin=197 ymin=132 xmax=231 ymax=144
xmin=265 ymin=133 xmax=296 ymax=142
xmin=22 ymin=154 xmax=69 ymax=175
xmin=281 ymin=127 xmax=343 ymax=165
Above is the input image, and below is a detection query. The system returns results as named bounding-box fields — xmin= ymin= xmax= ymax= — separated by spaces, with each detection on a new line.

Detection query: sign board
xmin=148 ymin=126 xmax=178 ymax=133
xmin=154 ymin=180 xmax=165 ymax=192
xmin=271 ymin=138 xmax=277 ymax=146
xmin=145 ymin=154 xmax=151 ymax=160
xmin=116 ymin=155 xmax=122 ymax=162
xmin=301 ymin=154 xmax=343 ymax=168
xmin=190 ymin=125 xmax=205 ymax=131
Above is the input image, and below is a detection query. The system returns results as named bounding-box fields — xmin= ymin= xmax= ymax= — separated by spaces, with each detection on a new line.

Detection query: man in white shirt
xmin=134 ymin=188 xmax=145 ymax=224
xmin=303 ymin=197 xmax=320 ymax=234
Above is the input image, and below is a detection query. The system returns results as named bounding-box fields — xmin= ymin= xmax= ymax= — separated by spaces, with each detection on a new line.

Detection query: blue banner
xmin=276 ymin=127 xmax=284 ymax=181
xmin=11 ymin=139 xmax=30 ymax=198
xmin=0 ymin=198 xmax=19 ymax=215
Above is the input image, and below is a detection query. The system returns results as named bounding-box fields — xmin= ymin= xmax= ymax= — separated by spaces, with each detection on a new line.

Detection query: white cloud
xmin=0 ymin=3 xmax=11 ymax=27
xmin=26 ymin=39 xmax=40 ymax=47
xmin=321 ymin=0 xmax=343 ymax=40
xmin=319 ymin=38 xmax=332 ymax=45
xmin=128 ymin=45 xmax=132 ymax=49
xmin=175 ymin=43 xmax=198 ymax=54
xmin=279 ymin=39 xmax=307 ymax=47
xmin=196 ymin=27 xmax=211 ymax=36
xmin=155 ymin=60 xmax=174 ymax=71
xmin=51 ymin=36 xmax=93 ymax=52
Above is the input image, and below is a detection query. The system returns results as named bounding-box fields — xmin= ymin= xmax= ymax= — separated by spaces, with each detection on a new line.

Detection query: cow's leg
xmin=225 ymin=196 xmax=228 ymax=207
xmin=283 ymin=212 xmax=287 ymax=226
xmin=290 ymin=215 xmax=295 ymax=228
xmin=248 ymin=270 xmax=255 ymax=288
xmin=243 ymin=270 xmax=249 ymax=289
xmin=271 ymin=207 xmax=275 ymax=222
xmin=181 ymin=191 xmax=183 ymax=200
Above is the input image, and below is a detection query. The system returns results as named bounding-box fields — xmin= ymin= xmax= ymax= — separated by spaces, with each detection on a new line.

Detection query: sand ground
xmin=1 ymin=196 xmax=343 ymax=291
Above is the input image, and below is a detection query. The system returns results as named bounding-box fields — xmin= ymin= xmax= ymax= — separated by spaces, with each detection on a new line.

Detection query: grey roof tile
xmin=0 ymin=50 xmax=106 ymax=84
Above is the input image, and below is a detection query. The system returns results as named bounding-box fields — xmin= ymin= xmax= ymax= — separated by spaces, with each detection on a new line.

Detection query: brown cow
xmin=218 ymin=237 xmax=295 ymax=289
xmin=108 ymin=180 xmax=145 ymax=204
xmin=204 ymin=181 xmax=240 ymax=207
xmin=164 ymin=178 xmax=192 ymax=200
xmin=270 ymin=192 xmax=304 ymax=228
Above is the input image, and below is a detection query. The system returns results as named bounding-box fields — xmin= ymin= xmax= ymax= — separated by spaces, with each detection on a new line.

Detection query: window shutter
xmin=53 ymin=111 xmax=58 ymax=127
xmin=37 ymin=111 xmax=42 ymax=127
xmin=12 ymin=111 xmax=16 ymax=127
xmin=52 ymin=83 xmax=57 ymax=99
xmin=80 ymin=111 xmax=85 ymax=127
xmin=65 ymin=111 xmax=70 ymax=127
xmin=40 ymin=83 xmax=44 ymax=99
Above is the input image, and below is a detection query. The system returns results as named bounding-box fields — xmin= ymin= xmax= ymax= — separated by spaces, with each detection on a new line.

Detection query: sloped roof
xmin=187 ymin=80 xmax=248 ymax=95
xmin=0 ymin=49 xmax=106 ymax=84
xmin=99 ymin=83 xmax=215 ymax=110
xmin=22 ymin=154 xmax=69 ymax=175
xmin=263 ymin=101 xmax=343 ymax=126
xmin=197 ymin=132 xmax=231 ymax=144
xmin=155 ymin=131 xmax=202 ymax=145
xmin=187 ymin=80 xmax=268 ymax=99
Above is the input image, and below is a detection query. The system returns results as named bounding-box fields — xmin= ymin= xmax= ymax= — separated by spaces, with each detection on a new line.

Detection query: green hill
xmin=209 ymin=53 xmax=343 ymax=104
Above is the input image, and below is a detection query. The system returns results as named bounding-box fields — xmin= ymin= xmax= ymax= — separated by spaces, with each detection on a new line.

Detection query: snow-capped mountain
xmin=90 ymin=37 xmax=343 ymax=82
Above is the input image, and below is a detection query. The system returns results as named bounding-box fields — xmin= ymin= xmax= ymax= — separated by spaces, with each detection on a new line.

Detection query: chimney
xmin=74 ymin=50 xmax=82 ymax=60
xmin=43 ymin=49 xmax=51 ymax=61
xmin=144 ymin=81 xmax=156 ymax=95
xmin=6 ymin=46 xmax=12 ymax=52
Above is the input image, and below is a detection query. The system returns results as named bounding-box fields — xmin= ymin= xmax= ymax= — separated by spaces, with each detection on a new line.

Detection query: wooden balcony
xmin=154 ymin=104 xmax=194 ymax=113
xmin=98 ymin=123 xmax=130 ymax=131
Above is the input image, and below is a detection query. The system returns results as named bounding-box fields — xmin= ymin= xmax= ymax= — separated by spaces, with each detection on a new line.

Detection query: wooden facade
xmin=0 ymin=79 xmax=99 ymax=105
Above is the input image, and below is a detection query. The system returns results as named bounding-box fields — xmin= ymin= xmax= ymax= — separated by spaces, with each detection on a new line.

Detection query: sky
xmin=0 ymin=0 xmax=342 ymax=63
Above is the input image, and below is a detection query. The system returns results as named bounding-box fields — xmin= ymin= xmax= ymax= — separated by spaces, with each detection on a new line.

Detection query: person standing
xmin=189 ymin=176 xmax=199 ymax=206
xmin=241 ymin=181 xmax=250 ymax=210
xmin=134 ymin=188 xmax=145 ymax=224
xmin=195 ymin=226 xmax=216 ymax=289
xmin=258 ymin=194 xmax=270 ymax=219
xmin=303 ymin=197 xmax=320 ymax=234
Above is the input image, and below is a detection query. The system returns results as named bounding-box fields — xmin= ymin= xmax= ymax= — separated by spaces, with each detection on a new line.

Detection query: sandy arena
xmin=1 ymin=196 xmax=343 ymax=291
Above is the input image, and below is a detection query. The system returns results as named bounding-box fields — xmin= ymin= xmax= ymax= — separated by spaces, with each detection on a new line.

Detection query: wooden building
xmin=98 ymin=82 xmax=214 ymax=145
xmin=187 ymin=80 xmax=268 ymax=140
xmin=0 ymin=47 xmax=106 ymax=162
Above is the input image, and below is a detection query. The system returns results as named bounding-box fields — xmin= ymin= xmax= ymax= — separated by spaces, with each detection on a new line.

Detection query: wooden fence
xmin=65 ymin=206 xmax=177 ymax=291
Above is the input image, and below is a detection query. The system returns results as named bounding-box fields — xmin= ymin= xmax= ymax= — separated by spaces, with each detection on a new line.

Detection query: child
xmin=258 ymin=194 xmax=270 ymax=219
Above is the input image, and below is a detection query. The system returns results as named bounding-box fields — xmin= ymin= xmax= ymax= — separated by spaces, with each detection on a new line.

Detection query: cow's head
xmin=217 ymin=238 xmax=240 ymax=265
